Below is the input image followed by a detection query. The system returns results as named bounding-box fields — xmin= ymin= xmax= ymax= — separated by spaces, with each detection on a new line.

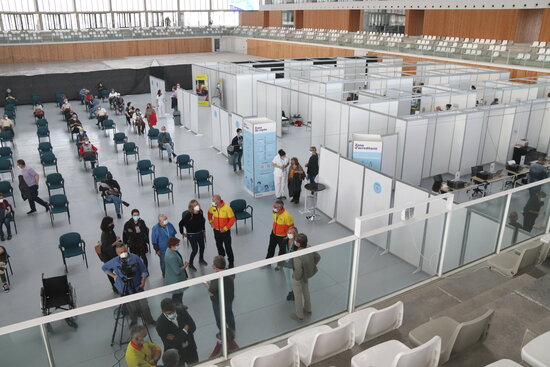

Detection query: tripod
xmin=110 ymin=277 xmax=151 ymax=346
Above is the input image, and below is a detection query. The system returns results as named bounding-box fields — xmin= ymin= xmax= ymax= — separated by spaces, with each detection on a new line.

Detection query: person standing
xmin=125 ymin=325 xmax=161 ymax=367
xmin=17 ymin=160 xmax=49 ymax=215
xmin=208 ymin=195 xmax=235 ymax=268
xmin=231 ymin=128 xmax=243 ymax=173
xmin=179 ymin=199 xmax=207 ymax=271
xmin=282 ymin=226 xmax=299 ymax=300
xmin=266 ymin=199 xmax=294 ymax=262
xmin=156 ymin=298 xmax=198 ymax=366
xmin=0 ymin=193 xmax=14 ymax=241
xmin=528 ymin=155 xmax=548 ymax=195
xmin=288 ymin=157 xmax=305 ymax=204
xmin=523 ymin=191 xmax=547 ymax=232
xmin=0 ymin=245 xmax=10 ymax=293
xmin=158 ymin=126 xmax=177 ymax=162
xmin=305 ymin=146 xmax=319 ymax=184
xmin=170 ymin=86 xmax=178 ymax=111
xmin=100 ymin=216 xmax=122 ymax=294
xmin=151 ymin=214 xmax=177 ymax=277
xmin=165 ymin=237 xmax=188 ymax=307
xmin=157 ymin=89 xmax=166 ymax=117
xmin=272 ymin=149 xmax=289 ymax=199
xmin=123 ymin=209 xmax=150 ymax=268
xmin=291 ymin=233 xmax=320 ymax=321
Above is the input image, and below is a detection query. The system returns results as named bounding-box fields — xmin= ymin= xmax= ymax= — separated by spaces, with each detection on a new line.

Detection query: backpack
xmin=227 ymin=144 xmax=234 ymax=155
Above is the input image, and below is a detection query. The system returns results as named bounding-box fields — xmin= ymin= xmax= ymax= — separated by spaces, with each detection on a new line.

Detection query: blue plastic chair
xmin=0 ymin=146 xmax=13 ymax=165
xmin=0 ymin=180 xmax=15 ymax=207
xmin=49 ymin=194 xmax=70 ymax=225
xmin=152 ymin=177 xmax=173 ymax=205
xmin=37 ymin=126 xmax=50 ymax=142
xmin=193 ymin=169 xmax=213 ymax=198
xmin=148 ymin=128 xmax=159 ymax=148
xmin=0 ymin=130 xmax=15 ymax=147
xmin=59 ymin=232 xmax=87 ymax=273
xmin=40 ymin=152 xmax=58 ymax=175
xmin=38 ymin=142 xmax=53 ymax=155
xmin=176 ymin=154 xmax=194 ymax=178
xmin=46 ymin=173 xmax=65 ymax=196
xmin=123 ymin=142 xmax=139 ymax=164
xmin=102 ymin=119 xmax=115 ymax=136
xmin=113 ymin=132 xmax=127 ymax=152
xmin=230 ymin=199 xmax=254 ymax=234
xmin=36 ymin=118 xmax=48 ymax=127
xmin=92 ymin=166 xmax=109 ymax=192
xmin=0 ymin=158 xmax=14 ymax=182
xmin=137 ymin=160 xmax=155 ymax=185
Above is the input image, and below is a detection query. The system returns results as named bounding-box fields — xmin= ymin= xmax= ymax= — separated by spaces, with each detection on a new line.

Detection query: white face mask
xmin=119 ymin=251 xmax=128 ymax=259
xmin=310 ymin=151 xmax=314 ymax=155
xmin=287 ymin=233 xmax=294 ymax=239
xmin=273 ymin=208 xmax=279 ymax=213
xmin=163 ymin=220 xmax=168 ymax=226
xmin=211 ymin=202 xmax=217 ymax=207
xmin=194 ymin=205 xmax=200 ymax=212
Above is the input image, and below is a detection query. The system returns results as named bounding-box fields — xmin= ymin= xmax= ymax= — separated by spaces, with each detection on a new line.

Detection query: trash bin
xmin=227 ymin=146 xmax=235 ymax=166
xmin=173 ymin=110 xmax=181 ymax=126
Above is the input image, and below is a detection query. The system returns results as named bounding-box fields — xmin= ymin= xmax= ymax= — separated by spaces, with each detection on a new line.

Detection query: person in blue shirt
xmin=102 ymin=244 xmax=155 ymax=326
xmin=151 ymin=214 xmax=177 ymax=278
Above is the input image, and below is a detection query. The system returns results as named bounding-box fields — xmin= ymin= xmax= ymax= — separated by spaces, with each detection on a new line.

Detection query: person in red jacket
xmin=148 ymin=110 xmax=157 ymax=128
xmin=78 ymin=138 xmax=98 ymax=168
xmin=208 ymin=195 xmax=236 ymax=268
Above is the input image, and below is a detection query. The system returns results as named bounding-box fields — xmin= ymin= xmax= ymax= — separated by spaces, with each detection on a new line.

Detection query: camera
xmin=118 ymin=252 xmax=136 ymax=281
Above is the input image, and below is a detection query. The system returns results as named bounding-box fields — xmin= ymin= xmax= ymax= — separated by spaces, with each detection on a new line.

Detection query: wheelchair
xmin=40 ymin=273 xmax=78 ymax=329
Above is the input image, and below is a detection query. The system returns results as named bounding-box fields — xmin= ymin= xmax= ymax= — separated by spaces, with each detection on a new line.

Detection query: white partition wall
xmin=336 ymin=158 xmax=365 ymax=230
xmin=189 ymin=93 xmax=199 ymax=134
xmin=361 ymin=168 xmax=393 ymax=248
xmin=381 ymin=134 xmax=398 ymax=177
xmin=396 ymin=118 xmax=428 ymax=186
xmin=316 ymin=147 xmax=340 ymax=219
xmin=460 ymin=112 xmax=484 ymax=174
xmin=236 ymin=74 xmax=254 ymax=116
xmin=210 ymin=105 xmax=222 ymax=151
xmin=311 ymin=96 xmax=327 ymax=149
xmin=220 ymin=109 xmax=231 ymax=157
xmin=182 ymin=90 xmax=191 ymax=129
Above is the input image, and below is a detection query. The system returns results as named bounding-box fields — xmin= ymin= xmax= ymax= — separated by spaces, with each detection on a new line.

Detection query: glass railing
xmin=1 ymin=178 xmax=549 ymax=366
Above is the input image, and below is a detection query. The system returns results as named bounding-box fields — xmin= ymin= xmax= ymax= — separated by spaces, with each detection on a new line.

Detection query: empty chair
xmin=351 ymin=336 xmax=441 ymax=367
xmin=484 ymin=360 xmax=523 ymax=367
xmin=230 ymin=199 xmax=254 ymax=234
xmin=176 ymin=154 xmax=194 ymax=177
xmin=136 ymin=159 xmax=155 ymax=184
xmin=112 ymin=132 xmax=127 ymax=152
xmin=92 ymin=166 xmax=109 ymax=192
xmin=0 ymin=158 xmax=13 ymax=182
xmin=287 ymin=322 xmax=354 ymax=366
xmin=0 ymin=180 xmax=15 ymax=206
xmin=194 ymin=169 xmax=213 ymax=198
xmin=487 ymin=243 xmax=542 ymax=277
xmin=152 ymin=177 xmax=173 ymax=205
xmin=521 ymin=330 xmax=550 ymax=367
xmin=46 ymin=173 xmax=65 ymax=196
xmin=35 ymin=118 xmax=48 ymax=127
xmin=148 ymin=128 xmax=160 ymax=148
xmin=338 ymin=301 xmax=404 ymax=345
xmin=102 ymin=119 xmax=115 ymax=136
xmin=58 ymin=232 xmax=87 ymax=273
xmin=37 ymin=126 xmax=50 ymax=142
xmin=0 ymin=130 xmax=15 ymax=147
xmin=123 ymin=142 xmax=139 ymax=164
xmin=49 ymin=194 xmax=70 ymax=225
xmin=408 ymin=309 xmax=494 ymax=364
xmin=0 ymin=146 xmax=13 ymax=165
xmin=40 ymin=152 xmax=58 ymax=175
xmin=230 ymin=344 xmax=299 ymax=367
xmin=38 ymin=142 xmax=53 ymax=155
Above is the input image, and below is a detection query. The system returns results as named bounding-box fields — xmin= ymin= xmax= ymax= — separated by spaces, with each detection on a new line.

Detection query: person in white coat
xmin=156 ymin=89 xmax=165 ymax=117
xmin=272 ymin=149 xmax=289 ymax=200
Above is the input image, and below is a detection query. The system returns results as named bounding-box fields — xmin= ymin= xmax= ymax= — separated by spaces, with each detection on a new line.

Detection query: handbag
xmin=95 ymin=241 xmax=105 ymax=262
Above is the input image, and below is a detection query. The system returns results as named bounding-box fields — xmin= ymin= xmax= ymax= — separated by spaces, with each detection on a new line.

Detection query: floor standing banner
xmin=352 ymin=133 xmax=383 ymax=171
xmin=195 ymin=74 xmax=209 ymax=106
xmin=243 ymin=117 xmax=277 ymax=198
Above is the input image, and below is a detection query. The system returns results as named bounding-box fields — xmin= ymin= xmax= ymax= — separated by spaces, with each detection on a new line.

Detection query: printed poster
xmin=195 ymin=74 xmax=209 ymax=106
xmin=352 ymin=133 xmax=383 ymax=171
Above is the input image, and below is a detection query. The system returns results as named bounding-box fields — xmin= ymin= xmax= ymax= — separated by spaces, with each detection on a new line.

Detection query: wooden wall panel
xmin=267 ymin=11 xmax=282 ymax=27
xmin=247 ymin=39 xmax=354 ymax=58
xmin=302 ymin=10 xmax=353 ymax=31
xmin=239 ymin=11 xmax=265 ymax=27
xmin=422 ymin=10 xmax=519 ymax=40
xmin=405 ymin=10 xmax=424 ymax=36
xmin=295 ymin=10 xmax=304 ymax=29
xmin=515 ymin=9 xmax=543 ymax=43
xmin=0 ymin=38 xmax=212 ymax=64
xmin=539 ymin=9 xmax=550 ymax=42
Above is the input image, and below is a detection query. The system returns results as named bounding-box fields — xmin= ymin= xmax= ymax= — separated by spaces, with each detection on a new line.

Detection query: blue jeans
xmin=104 ymin=194 xmax=122 ymax=214
xmin=0 ymin=215 xmax=12 ymax=237
xmin=159 ymin=250 xmax=166 ymax=277
xmin=233 ymin=151 xmax=242 ymax=171
xmin=161 ymin=143 xmax=174 ymax=156
xmin=307 ymin=174 xmax=316 ymax=184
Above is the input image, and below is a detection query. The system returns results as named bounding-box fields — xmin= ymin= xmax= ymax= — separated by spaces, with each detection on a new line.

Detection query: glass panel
xmin=232 ymin=241 xmax=352 ymax=351
xmin=503 ymin=181 xmax=550 ymax=249
xmin=210 ymin=11 xmax=239 ymax=27
xmin=38 ymin=0 xmax=74 ymax=12
xmin=0 ymin=326 xmax=50 ymax=365
xmin=0 ymin=0 xmax=36 ymax=12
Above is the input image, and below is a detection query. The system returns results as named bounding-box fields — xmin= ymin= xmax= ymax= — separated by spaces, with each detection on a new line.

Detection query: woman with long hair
xmin=178 ymin=199 xmax=207 ymax=271
xmin=100 ymin=216 xmax=122 ymax=294
xmin=288 ymin=157 xmax=305 ymax=204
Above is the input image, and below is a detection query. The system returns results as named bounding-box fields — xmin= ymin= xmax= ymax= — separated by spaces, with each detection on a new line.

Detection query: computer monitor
xmin=433 ymin=174 xmax=443 ymax=183
xmin=471 ymin=165 xmax=483 ymax=177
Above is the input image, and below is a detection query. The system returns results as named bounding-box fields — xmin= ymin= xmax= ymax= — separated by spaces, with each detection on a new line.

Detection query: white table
xmin=522 ymin=331 xmax=550 ymax=367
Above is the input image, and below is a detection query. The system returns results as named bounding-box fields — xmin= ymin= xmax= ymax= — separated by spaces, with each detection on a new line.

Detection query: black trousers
xmin=266 ymin=232 xmax=286 ymax=259
xmin=28 ymin=185 xmax=48 ymax=211
xmin=523 ymin=212 xmax=539 ymax=232
xmin=213 ymin=230 xmax=234 ymax=266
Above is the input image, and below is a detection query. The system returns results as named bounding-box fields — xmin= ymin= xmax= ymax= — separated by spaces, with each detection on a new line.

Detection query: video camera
xmin=118 ymin=252 xmax=136 ymax=281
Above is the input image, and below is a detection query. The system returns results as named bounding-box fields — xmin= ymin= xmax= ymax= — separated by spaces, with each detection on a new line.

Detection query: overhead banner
xmin=352 ymin=133 xmax=383 ymax=171
xmin=243 ymin=117 xmax=277 ymax=198
xmin=195 ymin=74 xmax=209 ymax=106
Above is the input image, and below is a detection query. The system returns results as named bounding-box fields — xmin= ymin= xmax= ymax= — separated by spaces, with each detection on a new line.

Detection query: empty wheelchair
xmin=40 ymin=273 xmax=78 ymax=329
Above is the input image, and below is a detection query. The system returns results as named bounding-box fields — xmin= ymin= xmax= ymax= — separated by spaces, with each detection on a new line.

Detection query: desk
xmin=522 ymin=330 xmax=550 ymax=367
xmin=471 ymin=174 xmax=508 ymax=184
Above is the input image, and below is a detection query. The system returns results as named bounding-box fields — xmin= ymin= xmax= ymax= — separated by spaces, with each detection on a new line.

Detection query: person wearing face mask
xmin=78 ymin=138 xmax=98 ymax=168
xmin=99 ymin=172 xmax=129 ymax=219
xmin=281 ymin=226 xmax=299 ymax=301
xmin=68 ymin=113 xmax=82 ymax=135
xmin=95 ymin=105 xmax=108 ymax=128
xmin=179 ymin=199 xmax=207 ymax=271
xmin=523 ymin=191 xmax=547 ymax=232
xmin=125 ymin=102 xmax=135 ymax=125
xmin=164 ymin=237 xmax=189 ymax=307
xmin=272 ymin=149 xmax=290 ymax=199
xmin=133 ymin=108 xmax=146 ymax=135
xmin=156 ymin=298 xmax=198 ymax=366
xmin=265 ymin=199 xmax=294 ymax=263
xmin=305 ymin=146 xmax=319 ymax=185
xmin=208 ymin=195 xmax=236 ymax=269
xmin=125 ymin=325 xmax=161 ymax=367
xmin=291 ymin=233 xmax=320 ymax=321
xmin=231 ymin=128 xmax=243 ymax=173
xmin=158 ymin=125 xmax=177 ymax=162
xmin=100 ymin=216 xmax=122 ymax=293
xmin=151 ymin=214 xmax=178 ymax=278
xmin=123 ymin=209 xmax=150 ymax=268
xmin=103 ymin=244 xmax=156 ymax=326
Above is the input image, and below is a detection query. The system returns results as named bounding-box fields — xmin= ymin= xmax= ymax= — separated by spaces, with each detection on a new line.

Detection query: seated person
xmin=78 ymin=138 xmax=98 ymax=168
xmin=114 ymin=96 xmax=124 ymax=115
xmin=125 ymin=102 xmax=135 ymax=125
xmin=33 ymin=103 xmax=45 ymax=119
xmin=99 ymin=172 xmax=129 ymax=219
xmin=108 ymin=89 xmax=118 ymax=106
xmin=0 ymin=193 xmax=13 ymax=241
xmin=68 ymin=113 xmax=82 ymax=134
xmin=156 ymin=298 xmax=198 ymax=366
xmin=78 ymin=88 xmax=89 ymax=104
xmin=84 ymin=92 xmax=93 ymax=109
xmin=95 ymin=106 xmax=108 ymax=128
xmin=88 ymin=96 xmax=100 ymax=118
xmin=0 ymin=245 xmax=10 ymax=293
xmin=125 ymin=325 xmax=161 ymax=367
xmin=158 ymin=126 xmax=177 ymax=162
xmin=0 ymin=114 xmax=14 ymax=134
xmin=61 ymin=99 xmax=72 ymax=113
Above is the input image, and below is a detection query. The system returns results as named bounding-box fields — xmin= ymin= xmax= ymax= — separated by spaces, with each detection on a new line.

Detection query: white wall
xmin=336 ymin=158 xmax=365 ymax=230
xmin=317 ymin=147 xmax=340 ymax=218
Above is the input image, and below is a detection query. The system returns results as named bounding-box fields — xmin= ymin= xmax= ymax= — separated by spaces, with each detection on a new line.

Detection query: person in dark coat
xmin=156 ymin=298 xmax=198 ymax=366
xmin=100 ymin=216 xmax=122 ymax=293
xmin=123 ymin=209 xmax=150 ymax=268
xmin=288 ymin=157 xmax=305 ymax=204
xmin=305 ymin=146 xmax=319 ymax=184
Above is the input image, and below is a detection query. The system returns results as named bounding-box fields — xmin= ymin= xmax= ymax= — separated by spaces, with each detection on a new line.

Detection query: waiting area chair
xmin=176 ymin=154 xmax=194 ymax=177
xmin=123 ymin=142 xmax=139 ymax=164
xmin=37 ymin=126 xmax=50 ymax=142
xmin=194 ymin=169 xmax=213 ymax=198
xmin=521 ymin=330 xmax=550 ymax=367
xmin=49 ymin=194 xmax=70 ymax=225
xmin=113 ymin=132 xmax=127 ymax=152
xmin=46 ymin=173 xmax=65 ymax=196
xmin=484 ymin=360 xmax=523 ymax=367
xmin=0 ymin=158 xmax=14 ymax=182
xmin=338 ymin=301 xmax=404 ymax=345
xmin=230 ymin=199 xmax=254 ymax=234
xmin=148 ymin=128 xmax=159 ymax=148
xmin=36 ymin=118 xmax=48 ymax=127
xmin=0 ymin=130 xmax=15 ymax=147
xmin=230 ymin=344 xmax=299 ymax=367
xmin=40 ymin=152 xmax=59 ymax=175
xmin=38 ymin=141 xmax=53 ymax=155
xmin=351 ymin=336 xmax=441 ymax=367
xmin=102 ymin=119 xmax=115 ymax=136
xmin=58 ymin=232 xmax=87 ymax=273
xmin=153 ymin=177 xmax=174 ymax=205
xmin=0 ymin=180 xmax=15 ymax=207
xmin=92 ymin=166 xmax=108 ymax=192
xmin=287 ymin=322 xmax=354 ymax=366
xmin=137 ymin=159 xmax=155 ymax=184
xmin=408 ymin=309 xmax=494 ymax=364
xmin=0 ymin=146 xmax=13 ymax=165
xmin=487 ymin=243 xmax=542 ymax=277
